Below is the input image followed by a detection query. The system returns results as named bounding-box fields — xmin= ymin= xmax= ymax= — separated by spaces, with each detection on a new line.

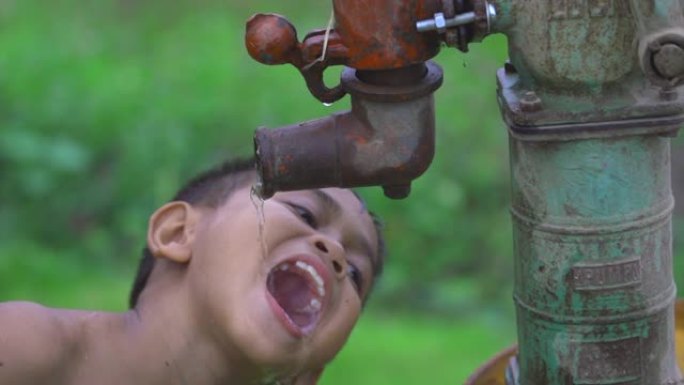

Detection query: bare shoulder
xmin=0 ymin=301 xmax=75 ymax=384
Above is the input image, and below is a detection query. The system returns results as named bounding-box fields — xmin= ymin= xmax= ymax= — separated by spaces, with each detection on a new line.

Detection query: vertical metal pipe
xmin=509 ymin=133 xmax=680 ymax=384
xmin=489 ymin=0 xmax=684 ymax=381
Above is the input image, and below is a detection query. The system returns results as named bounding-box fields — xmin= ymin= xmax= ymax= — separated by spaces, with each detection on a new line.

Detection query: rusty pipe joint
xmin=254 ymin=61 xmax=443 ymax=200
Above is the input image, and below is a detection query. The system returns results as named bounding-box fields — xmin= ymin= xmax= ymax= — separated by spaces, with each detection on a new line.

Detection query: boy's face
xmin=187 ymin=184 xmax=379 ymax=378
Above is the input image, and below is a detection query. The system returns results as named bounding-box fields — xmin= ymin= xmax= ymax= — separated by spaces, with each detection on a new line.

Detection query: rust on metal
xmin=245 ymin=14 xmax=302 ymax=66
xmin=245 ymin=13 xmax=347 ymax=103
xmin=331 ymin=0 xmax=441 ymax=69
xmin=465 ymin=300 xmax=684 ymax=385
xmin=245 ymin=1 xmax=443 ymax=102
xmin=254 ymin=62 xmax=442 ymax=199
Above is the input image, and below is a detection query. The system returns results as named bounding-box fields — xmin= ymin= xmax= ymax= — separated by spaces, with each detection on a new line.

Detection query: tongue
xmin=268 ymin=269 xmax=318 ymax=328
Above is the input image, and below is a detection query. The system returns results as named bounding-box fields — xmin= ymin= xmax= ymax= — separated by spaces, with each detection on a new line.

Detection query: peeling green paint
xmin=491 ymin=1 xmax=684 ymax=382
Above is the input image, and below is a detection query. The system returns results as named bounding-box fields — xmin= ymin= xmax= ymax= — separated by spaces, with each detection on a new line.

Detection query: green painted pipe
xmin=487 ymin=0 xmax=684 ymax=383
xmin=509 ymin=136 xmax=679 ymax=384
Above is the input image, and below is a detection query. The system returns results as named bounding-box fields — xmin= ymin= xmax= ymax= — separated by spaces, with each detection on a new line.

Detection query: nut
xmin=520 ymin=91 xmax=542 ymax=112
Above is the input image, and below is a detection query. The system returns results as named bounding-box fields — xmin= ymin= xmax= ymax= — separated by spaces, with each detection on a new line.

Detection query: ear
xmin=292 ymin=368 xmax=324 ymax=385
xmin=147 ymin=201 xmax=201 ymax=264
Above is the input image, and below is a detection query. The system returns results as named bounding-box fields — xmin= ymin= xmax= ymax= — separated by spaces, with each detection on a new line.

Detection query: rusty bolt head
xmin=652 ymin=43 xmax=684 ymax=81
xmin=383 ymin=184 xmax=411 ymax=199
xmin=520 ymin=91 xmax=542 ymax=113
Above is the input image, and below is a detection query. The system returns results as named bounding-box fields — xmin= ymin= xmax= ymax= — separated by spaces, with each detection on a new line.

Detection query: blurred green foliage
xmin=0 ymin=0 xmax=681 ymax=383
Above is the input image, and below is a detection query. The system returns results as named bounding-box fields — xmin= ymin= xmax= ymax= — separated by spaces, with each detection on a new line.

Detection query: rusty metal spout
xmin=254 ymin=62 xmax=443 ymax=199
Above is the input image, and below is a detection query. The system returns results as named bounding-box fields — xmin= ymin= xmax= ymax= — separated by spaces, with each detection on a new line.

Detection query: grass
xmin=323 ymin=311 xmax=516 ymax=385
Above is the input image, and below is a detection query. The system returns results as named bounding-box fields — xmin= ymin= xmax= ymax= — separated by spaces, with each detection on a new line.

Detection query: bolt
xmin=416 ymin=12 xmax=476 ymax=33
xmin=520 ymin=91 xmax=542 ymax=112
xmin=383 ymin=184 xmax=411 ymax=199
xmin=485 ymin=2 xmax=497 ymax=34
xmin=653 ymin=43 xmax=684 ymax=81
xmin=434 ymin=13 xmax=447 ymax=34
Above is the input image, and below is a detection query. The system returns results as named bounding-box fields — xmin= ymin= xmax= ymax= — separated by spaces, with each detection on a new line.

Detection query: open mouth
xmin=267 ymin=258 xmax=327 ymax=336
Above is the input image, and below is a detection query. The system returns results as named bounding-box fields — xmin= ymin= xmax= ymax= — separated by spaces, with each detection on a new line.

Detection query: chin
xmin=223 ymin=292 xmax=316 ymax=370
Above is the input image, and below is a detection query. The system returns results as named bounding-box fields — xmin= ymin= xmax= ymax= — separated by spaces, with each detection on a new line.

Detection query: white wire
xmin=320 ymin=9 xmax=335 ymax=62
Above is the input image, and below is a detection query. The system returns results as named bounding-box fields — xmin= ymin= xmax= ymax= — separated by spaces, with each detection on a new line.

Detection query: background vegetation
xmin=0 ymin=0 xmax=680 ymax=383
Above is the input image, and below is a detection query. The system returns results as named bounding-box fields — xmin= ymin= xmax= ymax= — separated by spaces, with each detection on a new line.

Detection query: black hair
xmin=129 ymin=157 xmax=256 ymax=308
xmin=128 ymin=158 xmax=386 ymax=308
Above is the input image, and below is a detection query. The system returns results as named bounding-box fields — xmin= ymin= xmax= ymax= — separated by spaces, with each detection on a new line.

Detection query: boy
xmin=0 ymin=158 xmax=384 ymax=385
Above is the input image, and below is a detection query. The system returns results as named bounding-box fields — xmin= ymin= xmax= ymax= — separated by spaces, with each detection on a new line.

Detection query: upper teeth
xmin=294 ymin=261 xmax=325 ymax=297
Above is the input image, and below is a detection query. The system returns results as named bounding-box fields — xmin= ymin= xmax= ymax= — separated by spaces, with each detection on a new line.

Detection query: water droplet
xmin=250 ymin=184 xmax=268 ymax=259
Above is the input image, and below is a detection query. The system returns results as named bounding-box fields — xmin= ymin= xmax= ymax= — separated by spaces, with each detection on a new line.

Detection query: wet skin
xmin=187 ymin=186 xmax=379 ymax=377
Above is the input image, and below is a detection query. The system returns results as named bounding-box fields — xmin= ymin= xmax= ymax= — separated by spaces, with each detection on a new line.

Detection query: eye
xmin=287 ymin=203 xmax=318 ymax=228
xmin=347 ymin=263 xmax=364 ymax=295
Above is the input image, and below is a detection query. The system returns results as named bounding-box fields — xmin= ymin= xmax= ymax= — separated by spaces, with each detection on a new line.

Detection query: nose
xmin=310 ymin=235 xmax=347 ymax=280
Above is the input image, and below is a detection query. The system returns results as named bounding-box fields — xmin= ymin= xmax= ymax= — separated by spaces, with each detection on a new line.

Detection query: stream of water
xmin=250 ymin=184 xmax=268 ymax=260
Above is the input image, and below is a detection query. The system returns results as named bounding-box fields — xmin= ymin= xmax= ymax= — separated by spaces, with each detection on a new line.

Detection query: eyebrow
xmin=311 ymin=189 xmax=341 ymax=216
xmin=309 ymin=189 xmax=377 ymax=269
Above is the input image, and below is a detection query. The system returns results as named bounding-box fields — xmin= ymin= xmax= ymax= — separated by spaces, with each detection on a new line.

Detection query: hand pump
xmin=245 ymin=1 xmax=447 ymax=199
xmin=484 ymin=1 xmax=684 ymax=383
xmin=245 ymin=1 xmax=684 ymax=383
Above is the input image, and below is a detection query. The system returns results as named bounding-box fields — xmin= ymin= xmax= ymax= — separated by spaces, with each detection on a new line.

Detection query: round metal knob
xmin=653 ymin=43 xmax=684 ymax=81
xmin=245 ymin=13 xmax=300 ymax=65
xmin=640 ymin=31 xmax=684 ymax=88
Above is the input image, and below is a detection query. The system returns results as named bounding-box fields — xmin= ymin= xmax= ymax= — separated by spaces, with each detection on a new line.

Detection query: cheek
xmin=314 ymin=288 xmax=363 ymax=362
xmin=188 ymin=225 xmax=263 ymax=309
xmin=262 ymin=210 xmax=308 ymax=245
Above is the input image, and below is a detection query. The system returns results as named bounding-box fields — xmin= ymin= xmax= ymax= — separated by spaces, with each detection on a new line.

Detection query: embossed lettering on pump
xmin=550 ymin=0 xmax=632 ymax=19
xmin=571 ymin=257 xmax=642 ymax=291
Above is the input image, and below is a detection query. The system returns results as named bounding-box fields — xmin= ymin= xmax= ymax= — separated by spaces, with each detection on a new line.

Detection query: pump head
xmin=245 ymin=1 xmax=445 ymax=199
xmin=244 ymin=0 xmax=502 ymax=199
xmin=245 ymin=1 xmax=443 ymax=103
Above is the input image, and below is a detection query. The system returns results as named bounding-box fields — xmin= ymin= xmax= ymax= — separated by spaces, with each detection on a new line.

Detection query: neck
xmin=65 ymin=291 xmax=266 ymax=385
